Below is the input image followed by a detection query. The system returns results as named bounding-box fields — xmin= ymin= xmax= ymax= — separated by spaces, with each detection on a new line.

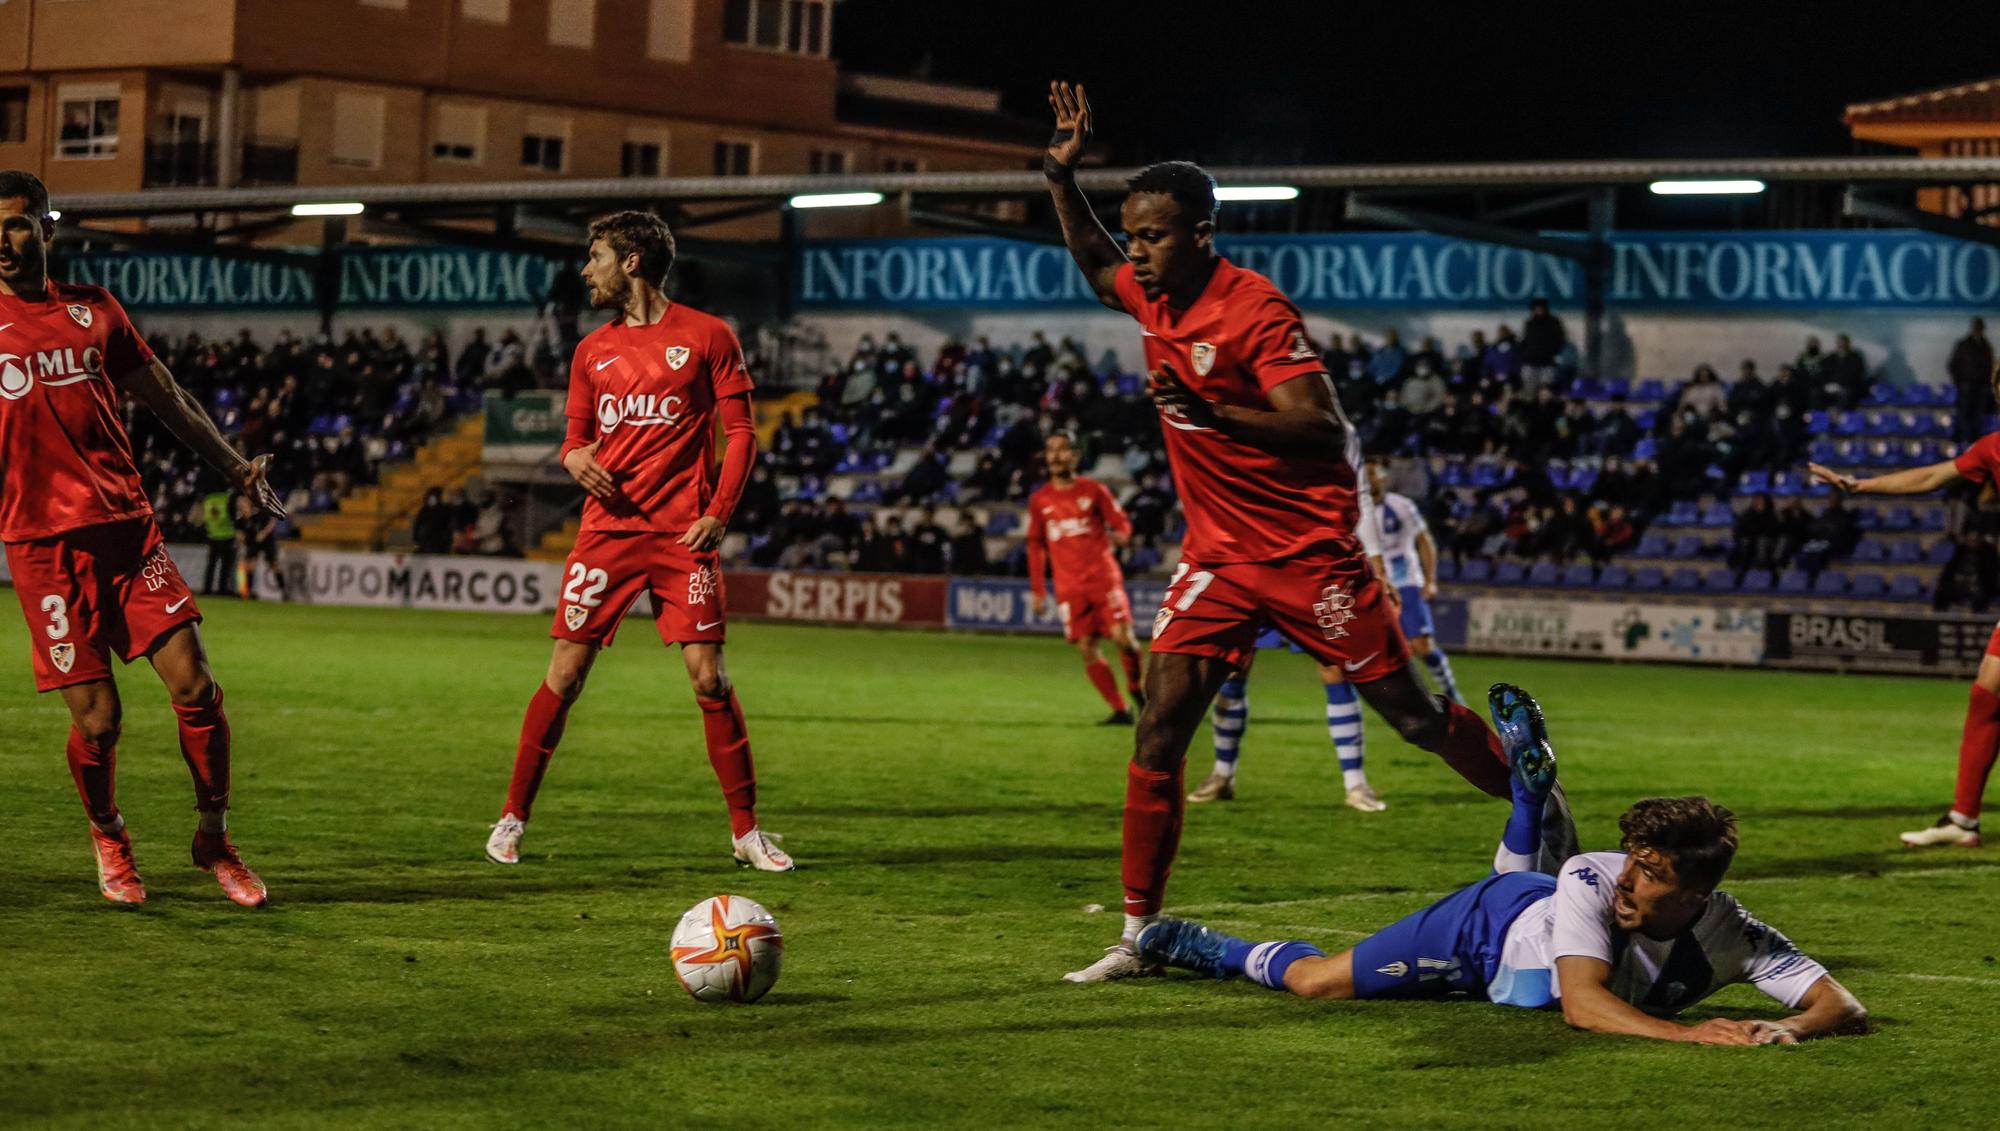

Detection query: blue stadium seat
xmin=1926 ymin=412 xmax=1953 ymax=438
xmin=1807 ymin=410 xmax=1831 ymax=434
xmin=1866 ymin=412 xmax=1899 ymax=438
xmin=1701 ymin=567 xmax=1734 ymax=591
xmin=1890 ymin=538 xmax=1921 ymax=564
xmin=1813 ymin=571 xmax=1848 ymax=595
xmin=1596 ymin=564 xmax=1631 ymax=590
xmin=1834 ymin=439 xmax=1865 ymax=464
xmin=1635 ymin=410 xmax=1658 ymax=432
xmin=1921 ymin=506 xmax=1948 ymax=532
xmin=1740 ymin=569 xmax=1774 ymax=593
xmin=1771 ymin=471 xmax=1801 ymax=496
xmin=1895 ymin=384 xmax=1931 ymax=408
xmin=828 ymin=422 xmax=851 ymax=444
xmin=1739 ymin=469 xmax=1772 ymax=494
xmin=1528 ymin=562 xmax=1560 ymax=586
xmin=1636 ymin=531 xmax=1670 ymax=557
xmin=1664 ymin=501 xmax=1699 ymax=527
xmin=1850 ymin=572 xmax=1887 ymax=598
xmin=1600 ymin=377 xmax=1631 ymax=399
xmin=984 ymin=512 xmax=1018 ymax=536
xmin=1890 ymin=574 xmax=1926 ymax=602
xmin=1883 ymin=505 xmax=1915 ymax=531
xmin=1634 ymin=378 xmax=1666 ymax=402
xmin=1867 ymin=440 xmax=1896 ymax=466
xmin=1669 ymin=534 xmax=1702 ymax=558
xmin=1631 ymin=566 xmax=1665 ymax=590
xmin=1632 ymin=437 xmax=1658 ymax=461
xmin=1701 ymin=502 xmax=1734 ymax=527
xmin=1436 ymin=556 xmax=1461 ymax=582
xmin=1438 ymin=461 xmax=1470 ymax=487
xmin=1494 ymin=561 xmax=1528 ymax=585
xmin=1126 ymin=546 xmax=1161 ymax=573
xmin=1777 ymin=568 xmax=1811 ymax=593
xmin=1853 ymin=506 xmax=1880 ymax=529
xmin=1927 ymin=539 xmax=1956 ymax=565
xmin=1560 ymin=562 xmax=1595 ymax=587
xmin=1835 ymin=411 xmax=1866 ymax=437
xmin=1851 ymin=538 xmax=1886 ymax=562
xmin=1462 ymin=559 xmax=1493 ymax=584
xmin=1669 ymin=568 xmax=1704 ymax=591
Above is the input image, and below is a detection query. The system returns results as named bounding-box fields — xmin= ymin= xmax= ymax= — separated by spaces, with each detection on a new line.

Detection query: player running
xmin=1026 ymin=430 xmax=1146 ymax=724
xmin=1 ymin=171 xmax=278 ymax=907
xmin=486 ymin=211 xmax=791 ymax=872
xmin=1140 ymin=685 xmax=1868 ymax=1045
xmin=1810 ymin=383 xmax=2000 ymax=849
xmin=1043 ymin=84 xmax=1513 ymax=984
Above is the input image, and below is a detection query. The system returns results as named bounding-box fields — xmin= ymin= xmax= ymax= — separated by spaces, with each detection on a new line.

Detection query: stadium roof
xmin=1846 ymin=77 xmax=2000 ymax=124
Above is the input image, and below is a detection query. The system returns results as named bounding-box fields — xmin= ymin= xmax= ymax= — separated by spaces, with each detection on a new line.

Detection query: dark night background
xmin=836 ymin=0 xmax=2000 ymax=165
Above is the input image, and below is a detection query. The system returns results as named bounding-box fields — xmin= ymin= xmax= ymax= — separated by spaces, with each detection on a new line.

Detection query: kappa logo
xmin=1570 ymin=865 xmax=1602 ymax=889
xmin=49 ymin=642 xmax=75 ymax=674
xmin=66 ymin=304 xmax=92 ymax=329
xmin=665 ymin=345 xmax=691 ymax=371
xmin=1190 ymin=341 xmax=1216 ymax=376
xmin=596 ymin=391 xmax=686 ymax=432
xmin=564 ymin=604 xmax=588 ymax=631
xmin=0 ymin=345 xmax=105 ymax=401
xmin=687 ymin=565 xmax=718 ymax=606
xmin=1375 ymin=960 xmax=1409 ymax=978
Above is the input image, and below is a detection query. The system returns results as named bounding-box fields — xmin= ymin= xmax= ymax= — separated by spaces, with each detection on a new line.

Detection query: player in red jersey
xmin=1810 ymin=365 xmax=2000 ymax=849
xmin=1027 ymin=430 xmax=1146 ymax=723
xmin=1040 ymin=86 xmax=1512 ymax=982
xmin=486 ymin=211 xmax=792 ymax=872
xmin=0 ymin=171 xmax=277 ymax=907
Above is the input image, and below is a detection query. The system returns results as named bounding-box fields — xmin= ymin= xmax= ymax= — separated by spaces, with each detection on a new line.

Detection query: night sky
xmin=836 ymin=0 xmax=2000 ymax=166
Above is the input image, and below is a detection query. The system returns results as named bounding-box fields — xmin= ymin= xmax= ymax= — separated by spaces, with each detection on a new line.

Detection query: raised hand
xmin=241 ymin=454 xmax=288 ymax=519
xmin=1046 ymin=81 xmax=1094 ymax=177
xmin=1806 ymin=462 xmax=1859 ymax=494
xmin=563 ymin=439 xmax=616 ymax=499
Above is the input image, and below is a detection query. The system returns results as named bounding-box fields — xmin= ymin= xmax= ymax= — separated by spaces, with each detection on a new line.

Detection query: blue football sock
xmin=1422 ymin=649 xmax=1463 ymax=705
xmin=1243 ymin=940 xmax=1326 ymax=991
xmin=1325 ymin=681 xmax=1366 ymax=788
xmin=1212 ymin=677 xmax=1248 ymax=776
xmin=1494 ymin=778 xmax=1546 ymax=874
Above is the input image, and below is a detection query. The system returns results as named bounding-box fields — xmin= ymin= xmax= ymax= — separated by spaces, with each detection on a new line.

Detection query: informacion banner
xmin=1465 ymin=597 xmax=1766 ymax=664
xmin=61 ymin=246 xmax=567 ymax=312
xmin=796 ymin=229 xmax=2000 ymax=312
xmin=726 ymin=569 xmax=946 ymax=628
xmin=945 ymin=577 xmax=1169 ymax=638
xmin=1762 ymin=612 xmax=1995 ymax=677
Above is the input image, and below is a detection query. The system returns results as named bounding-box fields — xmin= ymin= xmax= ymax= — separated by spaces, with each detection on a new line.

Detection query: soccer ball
xmin=670 ymin=894 xmax=784 ymax=1003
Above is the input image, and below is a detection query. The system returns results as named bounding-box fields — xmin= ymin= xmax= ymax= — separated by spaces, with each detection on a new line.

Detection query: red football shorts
xmin=1149 ymin=546 xmax=1409 ymax=680
xmin=6 ymin=517 xmax=201 ymax=692
xmin=1057 ymin=580 xmax=1133 ymax=643
xmin=551 ymin=528 xmax=725 ymax=648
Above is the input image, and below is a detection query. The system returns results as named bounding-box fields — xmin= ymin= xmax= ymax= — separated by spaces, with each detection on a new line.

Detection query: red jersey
xmin=1114 ymin=259 xmax=1356 ymax=564
xmin=0 ymin=282 xmax=156 ymax=542
xmin=1955 ymin=433 xmax=2000 ymax=485
xmin=1026 ymin=476 xmax=1130 ymax=600
xmin=562 ymin=303 xmax=753 ymax=534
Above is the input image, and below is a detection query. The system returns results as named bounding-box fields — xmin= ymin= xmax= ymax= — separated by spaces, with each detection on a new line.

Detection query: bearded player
xmin=1 ymin=171 xmax=277 ymax=906
xmin=1810 ymin=366 xmax=2000 ymax=850
xmin=1042 ymin=85 xmax=1513 ymax=983
xmin=485 ymin=211 xmax=791 ymax=872
xmin=1027 ymin=430 xmax=1145 ymax=724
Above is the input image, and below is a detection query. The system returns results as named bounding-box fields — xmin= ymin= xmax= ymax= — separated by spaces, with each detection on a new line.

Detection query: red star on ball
xmin=672 ymin=895 xmax=783 ymax=998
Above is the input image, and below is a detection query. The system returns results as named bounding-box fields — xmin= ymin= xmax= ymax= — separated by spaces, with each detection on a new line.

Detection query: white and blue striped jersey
xmin=1488 ymin=852 xmax=1828 ymax=1015
xmin=1376 ymin=492 xmax=1428 ymax=590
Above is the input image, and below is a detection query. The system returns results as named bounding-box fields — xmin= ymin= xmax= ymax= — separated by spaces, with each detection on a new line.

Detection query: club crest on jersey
xmin=66 ymin=304 xmax=92 ymax=329
xmin=49 ymin=642 xmax=75 ymax=673
xmin=1190 ymin=341 xmax=1216 ymax=376
xmin=564 ymin=604 xmax=588 ymax=631
xmin=665 ymin=345 xmax=691 ymax=371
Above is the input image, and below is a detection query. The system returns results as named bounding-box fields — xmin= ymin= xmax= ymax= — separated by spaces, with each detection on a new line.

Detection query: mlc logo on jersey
xmin=1190 ymin=341 xmax=1216 ymax=376
xmin=0 ymin=346 xmax=106 ymax=400
xmin=595 ymin=392 xmax=686 ymax=432
xmin=66 ymin=304 xmax=92 ymax=329
xmin=665 ymin=345 xmax=691 ymax=371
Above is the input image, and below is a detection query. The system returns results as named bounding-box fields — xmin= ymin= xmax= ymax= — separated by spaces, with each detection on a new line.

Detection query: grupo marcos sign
xmin=283 ymin=548 xmax=555 ymax=612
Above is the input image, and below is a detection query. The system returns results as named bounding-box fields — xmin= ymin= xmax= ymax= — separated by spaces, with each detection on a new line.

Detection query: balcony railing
xmin=143 ymin=141 xmax=300 ymax=188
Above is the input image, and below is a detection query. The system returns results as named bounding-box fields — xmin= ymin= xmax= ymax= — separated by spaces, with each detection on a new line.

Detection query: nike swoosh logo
xmin=595 ymin=357 xmax=619 ymax=371
xmin=1342 ymin=651 xmax=1380 ymax=673
xmin=165 ymin=596 xmax=191 ymax=614
xmin=695 ymin=619 xmax=723 ymax=631
xmin=0 ymin=323 xmax=12 ymax=334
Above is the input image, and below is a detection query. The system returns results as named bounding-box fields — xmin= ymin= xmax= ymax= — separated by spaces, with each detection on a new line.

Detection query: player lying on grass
xmin=1810 ymin=367 xmax=2000 ymax=849
xmin=1139 ymin=684 xmax=1868 ymax=1045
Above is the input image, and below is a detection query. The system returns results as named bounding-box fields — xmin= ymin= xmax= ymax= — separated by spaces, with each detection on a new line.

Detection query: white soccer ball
xmin=670 ymin=894 xmax=783 ymax=1003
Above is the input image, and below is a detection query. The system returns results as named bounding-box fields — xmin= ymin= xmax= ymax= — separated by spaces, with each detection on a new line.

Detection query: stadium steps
xmin=529 ymin=517 xmax=583 ymax=562
xmin=291 ymin=416 xmax=486 ymax=551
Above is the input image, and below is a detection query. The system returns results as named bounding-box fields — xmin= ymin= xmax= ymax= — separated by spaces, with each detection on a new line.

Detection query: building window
xmin=548 ymin=0 xmax=594 ymax=47
xmin=723 ymin=0 xmax=829 ymax=55
xmin=808 ymin=149 xmax=848 ymax=175
xmin=881 ymin=157 xmax=921 ymax=174
xmin=646 ymin=0 xmax=693 ymax=62
xmin=522 ymin=115 xmax=569 ymax=172
xmin=0 ymin=88 xmax=27 ymax=145
xmin=712 ymin=140 xmax=753 ymax=176
xmin=432 ymin=103 xmax=485 ymax=164
xmin=330 ymin=90 xmax=386 ymax=168
xmin=621 ymin=141 xmax=660 ymax=177
xmin=359 ymin=0 xmax=407 ymax=8
xmin=55 ymin=84 xmax=120 ymax=159
xmin=461 ymin=0 xmax=509 ymax=22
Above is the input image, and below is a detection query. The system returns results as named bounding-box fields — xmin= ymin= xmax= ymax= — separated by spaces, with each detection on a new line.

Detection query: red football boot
xmin=91 ymin=823 xmax=147 ymax=905
xmin=192 ymin=828 xmax=268 ymax=907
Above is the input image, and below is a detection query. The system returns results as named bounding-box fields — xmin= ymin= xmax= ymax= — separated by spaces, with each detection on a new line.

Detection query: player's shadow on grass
xmin=787 ymin=801 xmax=1110 ymax=820
xmin=755 ymin=712 xmax=1091 ymax=730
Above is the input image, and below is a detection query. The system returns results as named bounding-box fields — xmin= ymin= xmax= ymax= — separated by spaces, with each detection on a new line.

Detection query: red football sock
xmin=172 ymin=684 xmax=231 ymax=813
xmin=1121 ymin=761 xmax=1184 ymax=919
xmin=65 ymin=727 xmax=118 ymax=825
xmin=1953 ymin=685 xmax=2000 ymax=820
xmin=1434 ymin=701 xmax=1511 ymax=799
xmin=505 ymin=683 xmax=574 ymax=821
xmin=698 ymin=690 xmax=759 ymax=839
xmin=1119 ymin=648 xmax=1144 ymax=694
xmin=1086 ymin=660 xmax=1127 ymax=712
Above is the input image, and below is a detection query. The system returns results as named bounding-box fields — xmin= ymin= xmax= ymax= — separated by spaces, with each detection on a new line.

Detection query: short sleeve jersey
xmin=1026 ymin=477 xmax=1129 ymax=600
xmin=1377 ymin=492 xmax=1429 ymax=589
xmin=1953 ymin=433 xmax=2000 ymax=485
xmin=564 ymin=303 xmax=753 ymax=534
xmin=1113 ymin=259 xmax=1354 ymax=564
xmin=0 ymin=282 xmax=157 ymax=542
xmin=1494 ymin=852 xmax=1828 ymax=1015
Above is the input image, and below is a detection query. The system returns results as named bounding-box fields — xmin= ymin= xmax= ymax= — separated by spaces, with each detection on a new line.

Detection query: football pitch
xmin=1 ymin=600 xmax=1994 ymax=1128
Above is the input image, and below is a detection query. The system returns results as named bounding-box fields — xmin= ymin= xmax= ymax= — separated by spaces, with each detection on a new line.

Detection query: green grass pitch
xmin=2 ymin=599 xmax=1995 ymax=1128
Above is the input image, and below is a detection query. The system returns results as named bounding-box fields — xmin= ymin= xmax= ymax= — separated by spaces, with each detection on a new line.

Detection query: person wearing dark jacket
xmin=1519 ymin=298 xmax=1567 ymax=394
xmin=949 ymin=511 xmax=990 ymax=576
xmin=412 ymin=487 xmax=457 ymax=555
xmin=1950 ymin=317 xmax=1995 ymax=445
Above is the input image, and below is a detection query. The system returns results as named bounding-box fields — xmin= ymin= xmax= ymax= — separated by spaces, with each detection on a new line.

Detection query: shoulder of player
xmin=1558 ymin=851 xmax=1625 ymax=892
xmin=1219 ymin=261 xmax=1300 ymax=312
xmin=49 ymin=280 xmax=118 ymax=309
xmin=671 ymin=302 xmax=738 ymax=341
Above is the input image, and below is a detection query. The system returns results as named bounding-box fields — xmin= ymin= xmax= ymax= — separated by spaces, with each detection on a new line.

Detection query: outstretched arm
xmin=119 ymin=357 xmax=286 ymax=517
xmin=1743 ymin=975 xmax=1868 ymax=1045
xmin=1151 ymin=365 xmax=1347 ymax=461
xmin=1555 ymin=956 xmax=1764 ymax=1045
xmin=1809 ymin=459 xmax=1961 ymax=496
xmin=1044 ymin=81 xmax=1126 ymax=312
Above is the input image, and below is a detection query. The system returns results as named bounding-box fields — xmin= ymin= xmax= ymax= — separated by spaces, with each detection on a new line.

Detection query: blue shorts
xmin=1398 ymin=585 xmax=1435 ymax=641
xmin=1252 ymin=625 xmax=1305 ymax=654
xmin=1349 ymin=871 xmax=1555 ymax=999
